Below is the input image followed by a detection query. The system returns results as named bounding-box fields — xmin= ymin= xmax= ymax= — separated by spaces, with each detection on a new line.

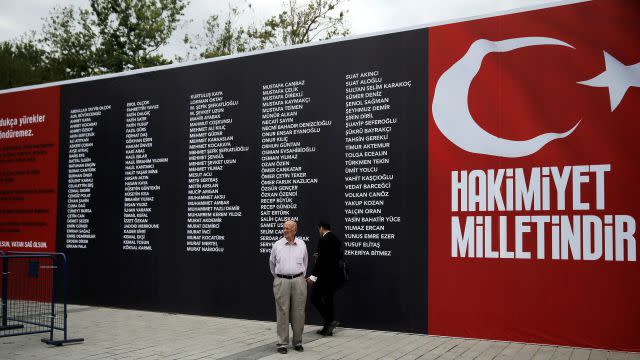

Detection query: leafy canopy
xmin=1 ymin=0 xmax=350 ymax=89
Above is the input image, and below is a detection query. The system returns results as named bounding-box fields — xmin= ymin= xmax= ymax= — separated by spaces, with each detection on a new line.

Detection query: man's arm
xmin=269 ymin=243 xmax=277 ymax=276
xmin=303 ymin=241 xmax=308 ymax=276
xmin=305 ymin=241 xmax=317 ymax=284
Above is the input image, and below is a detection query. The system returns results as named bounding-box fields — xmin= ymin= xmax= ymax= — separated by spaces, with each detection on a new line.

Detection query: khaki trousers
xmin=273 ymin=276 xmax=307 ymax=347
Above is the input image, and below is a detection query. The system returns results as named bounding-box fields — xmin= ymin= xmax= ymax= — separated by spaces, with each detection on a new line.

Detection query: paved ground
xmin=0 ymin=305 xmax=637 ymax=360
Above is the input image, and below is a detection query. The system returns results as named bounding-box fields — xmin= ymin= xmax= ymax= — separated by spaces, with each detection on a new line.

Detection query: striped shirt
xmin=269 ymin=237 xmax=308 ymax=277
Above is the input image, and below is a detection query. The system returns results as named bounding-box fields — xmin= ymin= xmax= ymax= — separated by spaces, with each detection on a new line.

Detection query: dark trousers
xmin=311 ymin=281 xmax=336 ymax=326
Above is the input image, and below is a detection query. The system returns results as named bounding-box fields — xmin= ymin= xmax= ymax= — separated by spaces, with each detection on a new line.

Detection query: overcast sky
xmin=0 ymin=0 xmax=577 ymax=58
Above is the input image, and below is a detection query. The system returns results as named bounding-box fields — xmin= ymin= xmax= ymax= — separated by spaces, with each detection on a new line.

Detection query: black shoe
xmin=316 ymin=327 xmax=327 ymax=335
xmin=326 ymin=320 xmax=340 ymax=334
xmin=277 ymin=347 xmax=287 ymax=354
xmin=294 ymin=344 xmax=304 ymax=352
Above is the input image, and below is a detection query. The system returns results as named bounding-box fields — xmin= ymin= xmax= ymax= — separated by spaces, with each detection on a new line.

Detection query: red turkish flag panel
xmin=428 ymin=0 xmax=640 ymax=351
xmin=0 ymin=86 xmax=60 ymax=253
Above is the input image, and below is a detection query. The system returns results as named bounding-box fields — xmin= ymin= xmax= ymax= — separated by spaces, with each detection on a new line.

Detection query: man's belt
xmin=276 ymin=273 xmax=303 ymax=279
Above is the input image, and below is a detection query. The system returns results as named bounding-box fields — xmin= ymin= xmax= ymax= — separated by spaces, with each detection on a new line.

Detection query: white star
xmin=578 ymin=52 xmax=640 ymax=111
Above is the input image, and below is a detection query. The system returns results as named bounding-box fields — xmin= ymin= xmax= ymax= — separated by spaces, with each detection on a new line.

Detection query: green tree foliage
xmin=88 ymin=0 xmax=187 ymax=72
xmin=0 ymin=35 xmax=64 ymax=90
xmin=199 ymin=7 xmax=252 ymax=59
xmin=254 ymin=0 xmax=349 ymax=47
xmin=0 ymin=0 xmax=187 ymax=90
xmin=198 ymin=0 xmax=349 ymax=59
xmin=39 ymin=6 xmax=97 ymax=79
xmin=1 ymin=0 xmax=349 ymax=89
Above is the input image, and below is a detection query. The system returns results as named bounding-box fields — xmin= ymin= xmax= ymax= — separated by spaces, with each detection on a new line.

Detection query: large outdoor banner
xmin=52 ymin=29 xmax=429 ymax=332
xmin=428 ymin=0 xmax=639 ymax=350
xmin=0 ymin=0 xmax=637 ymax=352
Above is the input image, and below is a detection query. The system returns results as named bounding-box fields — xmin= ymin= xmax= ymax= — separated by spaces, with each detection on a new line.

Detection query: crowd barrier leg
xmin=1 ymin=254 xmax=24 ymax=331
xmin=0 ymin=252 xmax=84 ymax=346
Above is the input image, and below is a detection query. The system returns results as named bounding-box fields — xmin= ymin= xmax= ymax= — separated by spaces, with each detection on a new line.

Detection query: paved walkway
xmin=0 ymin=305 xmax=637 ymax=360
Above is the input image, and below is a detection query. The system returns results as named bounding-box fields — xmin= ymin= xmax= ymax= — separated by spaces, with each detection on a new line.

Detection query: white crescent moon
xmin=432 ymin=37 xmax=580 ymax=158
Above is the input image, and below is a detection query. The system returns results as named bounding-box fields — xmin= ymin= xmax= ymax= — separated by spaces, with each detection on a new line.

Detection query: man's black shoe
xmin=294 ymin=344 xmax=304 ymax=352
xmin=316 ymin=327 xmax=327 ymax=335
xmin=277 ymin=347 xmax=287 ymax=354
xmin=326 ymin=320 xmax=340 ymax=334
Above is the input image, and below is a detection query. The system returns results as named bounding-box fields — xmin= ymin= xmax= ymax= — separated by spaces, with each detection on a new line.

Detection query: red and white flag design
xmin=428 ymin=0 xmax=640 ymax=351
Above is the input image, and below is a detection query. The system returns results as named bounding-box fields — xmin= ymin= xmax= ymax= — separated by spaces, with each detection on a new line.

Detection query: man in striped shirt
xmin=269 ymin=220 xmax=308 ymax=354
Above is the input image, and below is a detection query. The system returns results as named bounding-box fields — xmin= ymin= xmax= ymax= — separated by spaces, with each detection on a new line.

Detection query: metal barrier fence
xmin=0 ymin=251 xmax=83 ymax=345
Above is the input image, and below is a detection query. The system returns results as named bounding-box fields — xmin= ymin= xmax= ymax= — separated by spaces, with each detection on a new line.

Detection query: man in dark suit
xmin=306 ymin=221 xmax=344 ymax=336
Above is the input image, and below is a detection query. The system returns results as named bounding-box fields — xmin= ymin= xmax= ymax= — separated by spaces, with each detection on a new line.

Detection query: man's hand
xmin=305 ymin=277 xmax=314 ymax=286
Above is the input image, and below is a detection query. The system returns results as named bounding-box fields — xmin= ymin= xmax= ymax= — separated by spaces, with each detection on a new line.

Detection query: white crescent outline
xmin=432 ymin=37 xmax=580 ymax=158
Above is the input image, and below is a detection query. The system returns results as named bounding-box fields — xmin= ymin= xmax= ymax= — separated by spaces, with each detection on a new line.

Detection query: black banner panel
xmin=56 ymin=29 xmax=428 ymax=332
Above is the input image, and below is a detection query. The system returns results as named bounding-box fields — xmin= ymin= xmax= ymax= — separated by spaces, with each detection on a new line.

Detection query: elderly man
xmin=269 ymin=220 xmax=308 ymax=354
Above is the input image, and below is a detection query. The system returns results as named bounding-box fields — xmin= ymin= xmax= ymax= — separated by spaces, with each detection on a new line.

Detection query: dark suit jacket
xmin=311 ymin=231 xmax=343 ymax=289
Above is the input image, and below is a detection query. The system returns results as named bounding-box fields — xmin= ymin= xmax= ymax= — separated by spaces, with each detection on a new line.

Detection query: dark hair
xmin=318 ymin=221 xmax=331 ymax=230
